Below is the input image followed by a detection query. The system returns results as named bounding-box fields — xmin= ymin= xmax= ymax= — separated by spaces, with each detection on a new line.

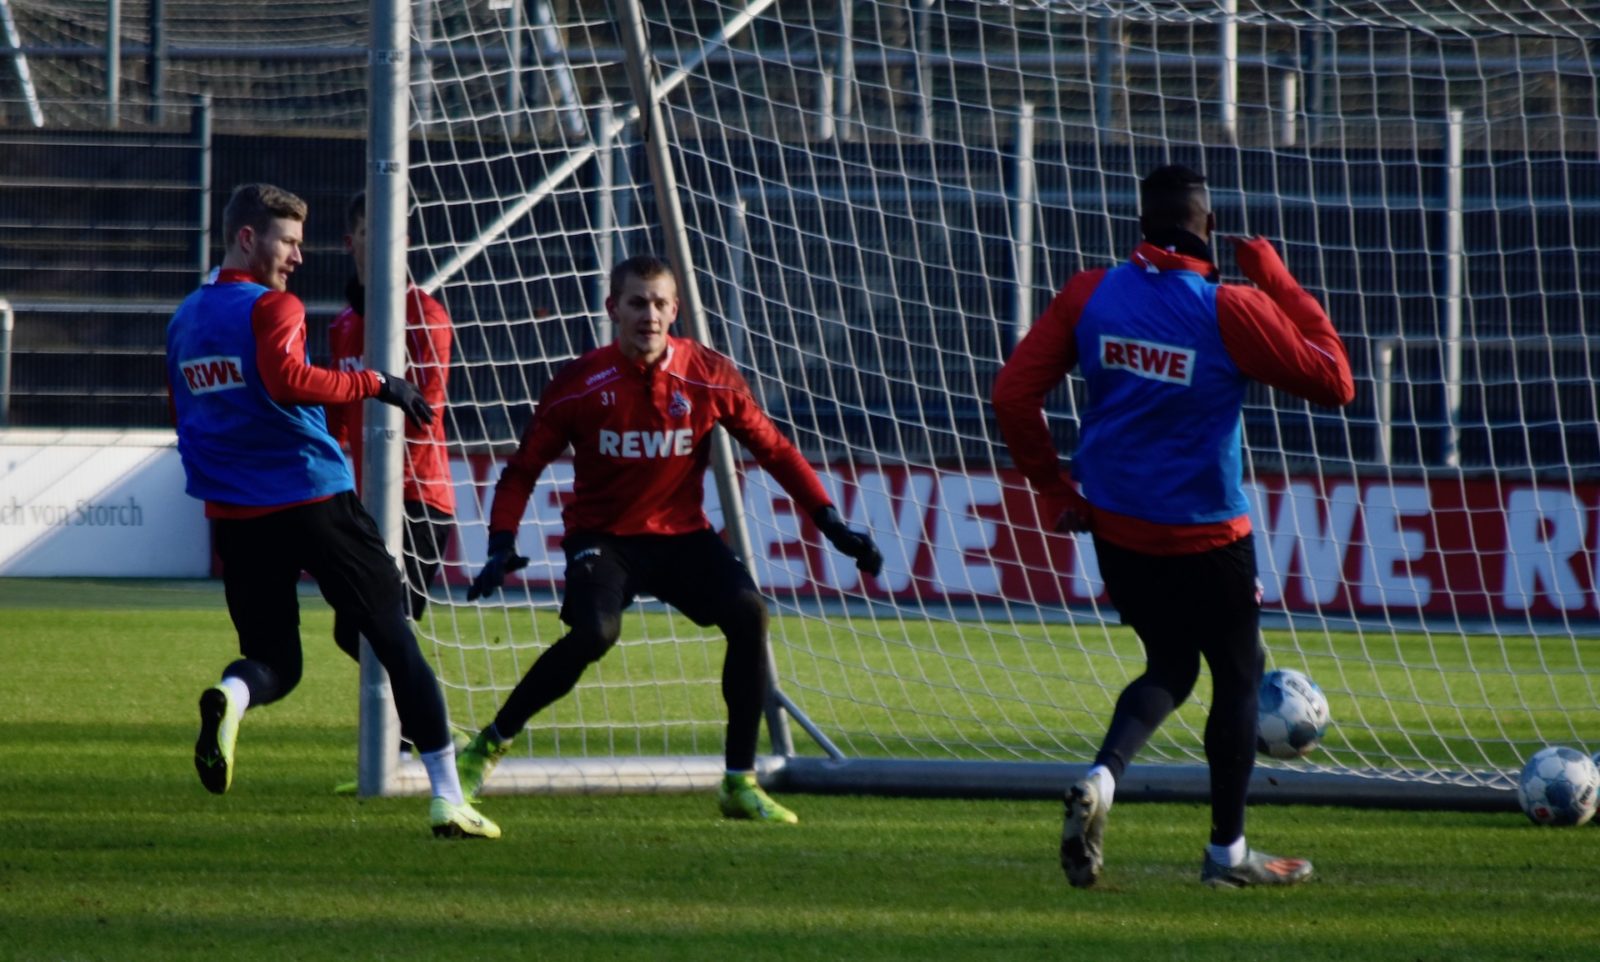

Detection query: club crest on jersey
xmin=668 ymin=390 xmax=692 ymax=418
xmin=180 ymin=355 xmax=247 ymax=394
xmin=1099 ymin=335 xmax=1195 ymax=386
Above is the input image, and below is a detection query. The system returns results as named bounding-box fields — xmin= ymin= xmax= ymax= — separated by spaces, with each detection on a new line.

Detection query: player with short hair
xmin=167 ymin=182 xmax=498 ymax=839
xmin=461 ymin=254 xmax=884 ymax=823
xmin=325 ymin=191 xmax=456 ymax=664
xmin=992 ymin=164 xmax=1354 ymax=887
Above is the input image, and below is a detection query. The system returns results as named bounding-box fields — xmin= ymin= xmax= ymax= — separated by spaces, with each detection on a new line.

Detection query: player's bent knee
xmin=718 ymin=590 xmax=770 ymax=639
xmin=561 ymin=612 xmax=623 ymax=663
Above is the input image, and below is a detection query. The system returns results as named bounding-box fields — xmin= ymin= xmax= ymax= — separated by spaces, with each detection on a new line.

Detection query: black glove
xmin=373 ymin=370 xmax=435 ymax=428
xmin=466 ymin=530 xmax=530 ymax=601
xmin=812 ymin=505 xmax=883 ymax=577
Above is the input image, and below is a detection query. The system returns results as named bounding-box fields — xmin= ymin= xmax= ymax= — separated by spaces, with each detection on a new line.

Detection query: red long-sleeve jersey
xmin=993 ymin=242 xmax=1354 ymax=555
xmin=325 ymin=286 xmax=456 ymax=515
xmin=488 ymin=337 xmax=831 ymax=537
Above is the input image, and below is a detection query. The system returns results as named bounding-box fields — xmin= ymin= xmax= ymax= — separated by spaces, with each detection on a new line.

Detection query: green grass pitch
xmin=2 ymin=578 xmax=1597 ymax=961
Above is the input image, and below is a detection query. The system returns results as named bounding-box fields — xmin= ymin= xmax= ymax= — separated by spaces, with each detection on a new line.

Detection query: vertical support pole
xmin=1220 ymin=0 xmax=1238 ymax=144
xmin=504 ymin=0 xmax=523 ymax=135
xmin=832 ymin=0 xmax=856 ymax=142
xmin=1305 ymin=0 xmax=1327 ymax=147
xmin=148 ymin=0 xmax=165 ymax=124
xmin=359 ymin=0 xmax=412 ymax=798
xmin=1375 ymin=338 xmax=1396 ymax=465
xmin=106 ymin=0 xmax=121 ymax=128
xmin=0 ymin=298 xmax=12 ymax=427
xmin=612 ymin=0 xmax=794 ymax=758
xmin=533 ymin=0 xmax=586 ymax=139
xmin=815 ymin=5 xmax=836 ymax=142
xmin=0 ymin=0 xmax=44 ymax=127
xmin=1010 ymin=102 xmax=1036 ymax=348
xmin=914 ymin=0 xmax=934 ymax=141
xmin=591 ymin=102 xmax=615 ymax=346
xmin=412 ymin=0 xmax=435 ymax=126
xmin=1094 ymin=16 xmax=1113 ymax=141
xmin=1442 ymin=107 xmax=1464 ymax=468
xmin=1279 ymin=68 xmax=1298 ymax=147
xmin=725 ymin=199 xmax=766 ymax=408
xmin=192 ymin=95 xmax=212 ymax=282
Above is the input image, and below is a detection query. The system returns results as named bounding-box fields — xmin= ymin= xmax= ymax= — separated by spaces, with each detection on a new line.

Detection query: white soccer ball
xmin=1516 ymin=746 xmax=1600 ymax=827
xmin=1256 ymin=668 xmax=1330 ymax=760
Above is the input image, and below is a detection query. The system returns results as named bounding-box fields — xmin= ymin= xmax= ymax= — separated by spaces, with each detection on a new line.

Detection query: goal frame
xmin=355 ymin=0 xmax=1600 ymax=813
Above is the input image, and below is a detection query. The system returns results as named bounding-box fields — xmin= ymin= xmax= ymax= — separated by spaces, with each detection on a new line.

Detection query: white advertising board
xmin=0 ymin=430 xmax=210 ymax=577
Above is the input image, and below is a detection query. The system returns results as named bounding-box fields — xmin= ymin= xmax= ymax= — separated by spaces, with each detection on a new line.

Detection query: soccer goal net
xmin=390 ymin=0 xmax=1600 ymax=807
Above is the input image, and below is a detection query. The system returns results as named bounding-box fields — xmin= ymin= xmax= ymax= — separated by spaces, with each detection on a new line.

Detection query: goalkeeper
xmin=167 ymin=183 xmax=498 ymax=840
xmin=992 ymin=165 xmax=1354 ymax=888
xmin=462 ymin=254 xmax=884 ymax=824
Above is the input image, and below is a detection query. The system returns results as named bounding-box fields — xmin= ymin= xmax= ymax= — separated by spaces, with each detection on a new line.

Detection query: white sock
xmin=421 ymin=744 xmax=464 ymax=805
xmin=1086 ymin=764 xmax=1115 ymax=808
xmin=219 ymin=676 xmax=251 ymax=712
xmin=1207 ymin=836 xmax=1247 ymax=868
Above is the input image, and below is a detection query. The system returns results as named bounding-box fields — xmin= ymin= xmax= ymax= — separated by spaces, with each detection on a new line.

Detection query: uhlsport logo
xmin=668 ymin=390 xmax=692 ymax=417
xmin=180 ymin=356 xmax=247 ymax=394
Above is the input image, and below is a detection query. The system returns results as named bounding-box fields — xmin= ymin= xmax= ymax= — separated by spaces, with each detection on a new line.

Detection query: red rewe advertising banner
xmin=447 ymin=456 xmax=1600 ymax=621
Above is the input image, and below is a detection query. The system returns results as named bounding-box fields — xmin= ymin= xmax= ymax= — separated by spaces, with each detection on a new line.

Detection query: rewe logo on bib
xmin=181 ymin=356 xmax=247 ymax=394
xmin=1099 ymin=336 xmax=1195 ymax=385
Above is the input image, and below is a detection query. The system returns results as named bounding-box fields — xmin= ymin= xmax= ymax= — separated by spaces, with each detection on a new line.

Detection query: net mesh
xmin=21 ymin=1 xmax=1592 ymax=792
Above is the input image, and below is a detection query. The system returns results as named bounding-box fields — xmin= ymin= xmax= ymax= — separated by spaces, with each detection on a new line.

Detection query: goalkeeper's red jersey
xmin=488 ymin=336 xmax=831 ymax=537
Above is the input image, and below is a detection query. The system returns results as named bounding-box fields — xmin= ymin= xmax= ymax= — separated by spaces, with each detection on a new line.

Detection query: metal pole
xmin=726 ymin=199 xmax=767 ymax=409
xmin=1279 ymin=68 xmax=1298 ymax=147
xmin=1094 ymin=16 xmax=1113 ymax=141
xmin=1306 ymin=0 xmax=1326 ymax=146
xmin=0 ymin=0 xmax=44 ymax=127
xmin=533 ymin=0 xmax=586 ymax=139
xmin=591 ymin=102 xmax=615 ymax=345
xmin=833 ymin=0 xmax=855 ymax=143
xmin=412 ymin=0 xmax=435 ymax=125
xmin=914 ymin=0 xmax=934 ymax=141
xmin=815 ymin=17 xmax=835 ymax=142
xmin=358 ymin=0 xmax=412 ymax=799
xmin=504 ymin=0 xmax=522 ymax=136
xmin=148 ymin=0 xmax=165 ymax=124
xmin=1443 ymin=107 xmax=1464 ymax=468
xmin=1010 ymin=102 xmax=1036 ymax=346
xmin=106 ymin=0 xmax=121 ymax=127
xmin=612 ymin=0 xmax=794 ymax=758
xmin=1220 ymin=0 xmax=1238 ymax=144
xmin=0 ymin=298 xmax=13 ymax=426
xmin=1375 ymin=338 xmax=1396 ymax=465
xmin=192 ymin=94 xmax=212 ymax=282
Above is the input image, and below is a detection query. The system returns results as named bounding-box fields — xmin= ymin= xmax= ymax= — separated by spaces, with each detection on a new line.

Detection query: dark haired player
xmin=461 ymin=254 xmax=883 ymax=824
xmin=325 ymin=191 xmax=456 ymax=668
xmin=992 ymin=165 xmax=1354 ymax=887
xmin=167 ymin=182 xmax=498 ymax=839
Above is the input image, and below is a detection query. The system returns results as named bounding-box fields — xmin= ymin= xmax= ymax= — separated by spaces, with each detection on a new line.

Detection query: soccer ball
xmin=1256 ymin=668 xmax=1330 ymax=760
xmin=1516 ymin=746 xmax=1599 ymax=827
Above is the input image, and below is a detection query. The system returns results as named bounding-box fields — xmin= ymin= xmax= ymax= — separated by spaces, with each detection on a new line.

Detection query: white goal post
xmin=360 ymin=0 xmax=1600 ymax=809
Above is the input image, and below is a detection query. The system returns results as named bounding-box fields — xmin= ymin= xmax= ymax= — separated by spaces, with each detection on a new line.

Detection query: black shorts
xmin=1092 ymin=534 xmax=1261 ymax=633
xmin=212 ymin=490 xmax=410 ymax=654
xmin=559 ymin=528 xmax=759 ymax=629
